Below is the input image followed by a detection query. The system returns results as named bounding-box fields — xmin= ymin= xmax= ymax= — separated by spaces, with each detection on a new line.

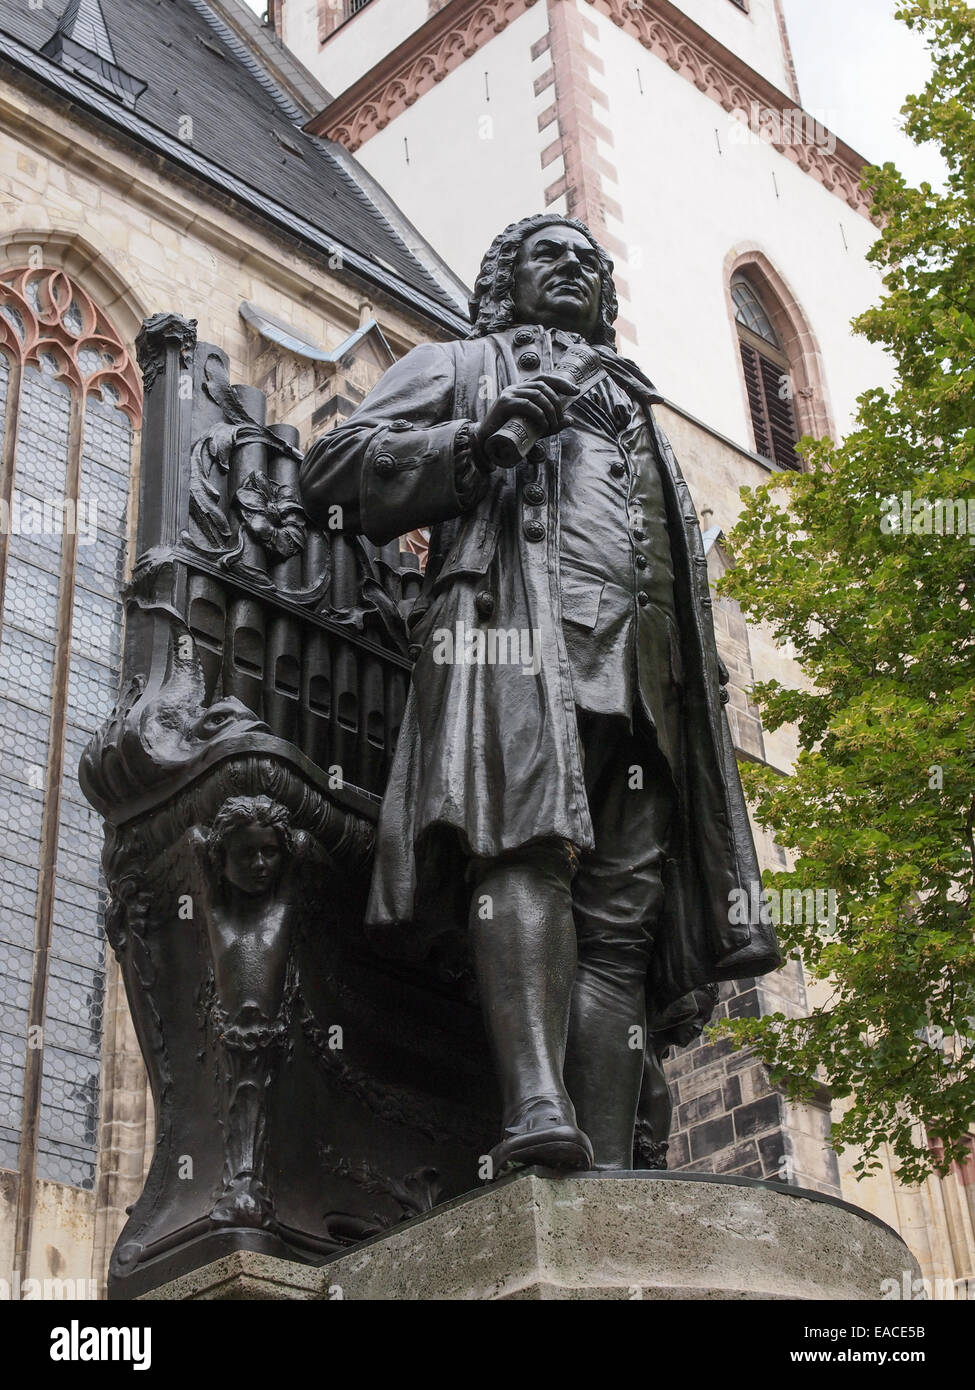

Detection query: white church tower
xmin=282 ymin=0 xmax=889 ymax=454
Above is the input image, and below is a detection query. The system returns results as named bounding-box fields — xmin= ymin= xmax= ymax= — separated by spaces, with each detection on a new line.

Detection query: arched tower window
xmin=727 ymin=252 xmax=834 ymax=467
xmin=0 ymin=266 xmax=141 ymax=1192
xmin=732 ymin=272 xmax=800 ymax=470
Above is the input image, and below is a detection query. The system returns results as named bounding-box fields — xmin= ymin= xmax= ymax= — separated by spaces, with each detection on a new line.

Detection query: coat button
xmin=513 ymin=328 xmax=535 ymax=347
xmin=524 ymin=482 xmax=546 ymax=506
xmin=408 ymin=644 xmax=423 ymax=661
xmin=388 ymin=419 xmax=413 ymax=432
xmin=518 ymin=351 xmax=541 ymax=371
xmin=523 ymin=519 xmax=546 ymax=542
xmin=632 ymin=527 xmax=646 ymax=541
xmin=610 ymin=460 xmax=626 ymax=478
xmin=637 ymin=591 xmax=650 ymax=607
xmin=374 ymin=453 xmax=396 ymax=476
xmin=635 ymin=554 xmax=648 ymax=570
xmin=475 ymin=591 xmax=495 ymax=618
xmin=527 ymin=443 xmax=546 ymax=463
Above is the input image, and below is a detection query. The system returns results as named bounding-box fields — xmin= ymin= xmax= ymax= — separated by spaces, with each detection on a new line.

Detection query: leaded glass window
xmin=0 ymin=266 xmax=140 ymax=1192
xmin=732 ymin=275 xmax=780 ymax=347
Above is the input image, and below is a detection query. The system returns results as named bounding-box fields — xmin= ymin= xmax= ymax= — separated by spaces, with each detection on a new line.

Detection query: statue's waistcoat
xmin=555 ymin=334 xmax=682 ymax=780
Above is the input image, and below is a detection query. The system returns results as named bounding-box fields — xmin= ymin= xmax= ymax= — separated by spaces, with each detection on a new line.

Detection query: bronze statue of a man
xmin=301 ymin=214 xmax=780 ymax=1174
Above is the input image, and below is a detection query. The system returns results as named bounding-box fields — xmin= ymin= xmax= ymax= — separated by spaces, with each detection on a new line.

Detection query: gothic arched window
xmin=732 ymin=272 xmax=801 ymax=471
xmin=0 ymin=266 xmax=140 ymax=1192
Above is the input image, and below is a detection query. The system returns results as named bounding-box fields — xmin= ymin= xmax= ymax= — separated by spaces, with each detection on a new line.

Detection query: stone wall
xmin=664 ymin=975 xmax=840 ymax=1198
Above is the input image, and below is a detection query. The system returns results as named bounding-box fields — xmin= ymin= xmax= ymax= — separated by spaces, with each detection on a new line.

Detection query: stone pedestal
xmin=143 ymin=1170 xmax=920 ymax=1301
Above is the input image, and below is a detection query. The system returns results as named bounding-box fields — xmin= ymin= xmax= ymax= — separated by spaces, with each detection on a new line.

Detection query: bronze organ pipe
xmin=358 ymin=649 xmax=385 ymax=791
xmin=350 ymin=538 xmax=390 ymax=789
xmin=379 ymin=538 xmax=402 ymax=578
xmin=223 ymin=385 xmax=268 ymax=715
xmin=186 ymin=365 xmax=234 ymax=704
xmin=189 ymin=396 xmax=420 ymax=796
xmin=299 ymin=525 xmax=332 ymax=773
xmin=187 ymin=572 xmax=225 ymax=703
xmin=399 ymin=548 xmax=423 ymax=608
xmin=383 ymin=663 xmax=407 ymax=782
xmin=263 ymin=422 xmax=302 ymax=743
xmin=328 ymin=530 xmax=360 ymax=789
xmin=387 ymin=547 xmax=421 ymax=779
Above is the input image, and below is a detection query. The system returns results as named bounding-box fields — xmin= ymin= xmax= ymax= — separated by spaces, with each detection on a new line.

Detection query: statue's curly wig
xmin=207 ymin=795 xmax=295 ymax=862
xmin=468 ymin=213 xmax=618 ymax=347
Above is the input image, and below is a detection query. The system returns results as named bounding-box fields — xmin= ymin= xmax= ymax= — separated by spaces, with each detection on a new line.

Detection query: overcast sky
xmin=781 ymin=0 xmax=944 ymax=187
xmin=242 ymin=0 xmax=945 ymax=187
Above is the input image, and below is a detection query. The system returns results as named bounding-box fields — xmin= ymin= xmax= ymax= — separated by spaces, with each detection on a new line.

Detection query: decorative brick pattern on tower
xmin=773 ymin=0 xmax=802 ymax=104
xmin=543 ymin=0 xmax=636 ymax=341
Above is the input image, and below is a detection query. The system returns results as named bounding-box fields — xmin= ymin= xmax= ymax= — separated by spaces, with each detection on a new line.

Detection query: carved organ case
xmin=80 ymin=315 xmax=496 ymax=1298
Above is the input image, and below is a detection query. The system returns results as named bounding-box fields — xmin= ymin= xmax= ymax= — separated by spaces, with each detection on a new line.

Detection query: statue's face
xmin=512 ymin=225 xmax=603 ymax=338
xmin=221 ymin=825 xmax=283 ymax=897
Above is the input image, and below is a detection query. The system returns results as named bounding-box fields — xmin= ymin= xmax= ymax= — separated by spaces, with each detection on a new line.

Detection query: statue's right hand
xmin=474 ymin=374 xmax=579 ymax=462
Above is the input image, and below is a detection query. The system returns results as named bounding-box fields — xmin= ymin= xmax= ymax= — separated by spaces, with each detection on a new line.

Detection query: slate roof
xmin=0 ymin=0 xmax=468 ymax=331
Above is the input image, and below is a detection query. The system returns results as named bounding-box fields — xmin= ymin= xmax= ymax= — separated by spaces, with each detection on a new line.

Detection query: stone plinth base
xmin=143 ymin=1171 xmax=920 ymax=1301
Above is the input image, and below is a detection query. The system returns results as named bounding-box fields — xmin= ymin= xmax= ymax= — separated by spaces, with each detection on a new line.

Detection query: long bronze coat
xmin=300 ymin=326 xmax=780 ymax=1017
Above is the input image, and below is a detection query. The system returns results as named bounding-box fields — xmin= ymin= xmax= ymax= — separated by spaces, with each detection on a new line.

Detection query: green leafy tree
xmin=714 ymin=0 xmax=975 ymax=1186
